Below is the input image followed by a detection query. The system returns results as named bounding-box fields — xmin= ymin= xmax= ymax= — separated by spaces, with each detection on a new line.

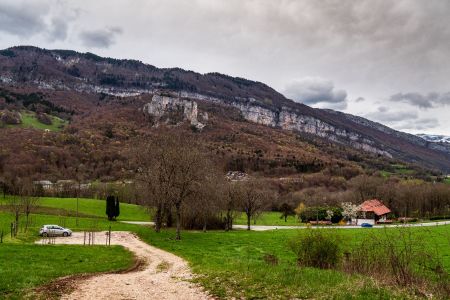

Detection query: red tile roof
xmin=359 ymin=199 xmax=391 ymax=216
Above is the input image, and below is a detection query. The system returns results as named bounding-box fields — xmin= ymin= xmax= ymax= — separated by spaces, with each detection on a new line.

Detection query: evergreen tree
xmin=106 ymin=195 xmax=115 ymax=221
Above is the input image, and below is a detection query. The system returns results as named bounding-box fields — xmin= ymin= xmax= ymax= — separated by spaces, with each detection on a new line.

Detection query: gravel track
xmin=42 ymin=231 xmax=212 ymax=300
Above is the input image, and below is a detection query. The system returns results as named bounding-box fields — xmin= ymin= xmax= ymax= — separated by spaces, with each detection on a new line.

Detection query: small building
xmin=357 ymin=199 xmax=391 ymax=225
xmin=33 ymin=180 xmax=53 ymax=190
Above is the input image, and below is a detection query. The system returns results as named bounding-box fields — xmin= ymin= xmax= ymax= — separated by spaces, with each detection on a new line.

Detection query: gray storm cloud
xmin=79 ymin=28 xmax=123 ymax=49
xmin=283 ymin=77 xmax=348 ymax=110
xmin=0 ymin=2 xmax=48 ymax=37
xmin=390 ymin=92 xmax=450 ymax=109
xmin=365 ymin=107 xmax=439 ymax=131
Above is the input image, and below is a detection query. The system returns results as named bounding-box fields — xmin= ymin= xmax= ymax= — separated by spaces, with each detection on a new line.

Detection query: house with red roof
xmin=356 ymin=199 xmax=392 ymax=225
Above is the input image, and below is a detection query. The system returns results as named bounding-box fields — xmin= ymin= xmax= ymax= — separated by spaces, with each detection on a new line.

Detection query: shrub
xmin=289 ymin=229 xmax=342 ymax=269
xmin=36 ymin=113 xmax=52 ymax=125
xmin=299 ymin=207 xmax=343 ymax=223
xmin=0 ymin=110 xmax=21 ymax=125
xmin=344 ymin=228 xmax=449 ymax=298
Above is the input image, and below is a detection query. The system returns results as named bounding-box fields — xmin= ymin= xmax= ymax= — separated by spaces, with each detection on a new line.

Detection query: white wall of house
xmin=356 ymin=218 xmax=375 ymax=225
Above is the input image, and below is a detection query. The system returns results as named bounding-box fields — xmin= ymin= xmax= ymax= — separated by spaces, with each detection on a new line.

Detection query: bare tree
xmin=240 ymin=181 xmax=269 ymax=230
xmin=134 ymin=138 xmax=172 ymax=232
xmin=19 ymin=179 xmax=39 ymax=231
xmin=191 ymin=172 xmax=223 ymax=232
xmin=223 ymin=182 xmax=244 ymax=231
xmin=134 ymin=132 xmax=211 ymax=239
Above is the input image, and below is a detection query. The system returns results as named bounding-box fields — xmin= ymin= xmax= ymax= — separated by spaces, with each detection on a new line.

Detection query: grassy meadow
xmin=0 ymin=196 xmax=149 ymax=221
xmin=0 ymin=244 xmax=134 ymax=298
xmin=5 ymin=111 xmax=67 ymax=131
xmin=134 ymin=225 xmax=450 ymax=299
xmin=0 ymin=195 xmax=449 ymax=299
xmin=234 ymin=211 xmax=302 ymax=226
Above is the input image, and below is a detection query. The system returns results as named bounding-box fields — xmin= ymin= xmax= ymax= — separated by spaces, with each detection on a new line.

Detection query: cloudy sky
xmin=1 ymin=0 xmax=449 ymax=135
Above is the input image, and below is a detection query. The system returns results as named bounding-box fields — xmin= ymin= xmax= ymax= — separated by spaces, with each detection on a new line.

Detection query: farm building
xmin=356 ymin=199 xmax=391 ymax=225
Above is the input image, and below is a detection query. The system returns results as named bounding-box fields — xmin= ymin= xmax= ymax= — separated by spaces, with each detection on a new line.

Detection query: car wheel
xmin=42 ymin=232 xmax=48 ymax=237
xmin=63 ymin=232 xmax=68 ymax=237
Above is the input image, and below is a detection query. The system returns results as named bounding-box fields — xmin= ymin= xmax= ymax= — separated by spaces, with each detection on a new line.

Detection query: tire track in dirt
xmin=40 ymin=231 xmax=212 ymax=300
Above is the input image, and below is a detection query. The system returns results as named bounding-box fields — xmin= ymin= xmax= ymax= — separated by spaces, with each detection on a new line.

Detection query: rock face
xmin=142 ymin=94 xmax=205 ymax=129
xmin=182 ymin=91 xmax=392 ymax=157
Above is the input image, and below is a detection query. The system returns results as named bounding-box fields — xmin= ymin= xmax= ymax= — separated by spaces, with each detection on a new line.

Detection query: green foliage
xmin=299 ymin=206 xmax=343 ymax=223
xmin=289 ymin=229 xmax=342 ymax=269
xmin=0 ymin=49 xmax=16 ymax=57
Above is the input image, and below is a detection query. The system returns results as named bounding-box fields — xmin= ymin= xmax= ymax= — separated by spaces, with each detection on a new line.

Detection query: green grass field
xmin=0 ymin=244 xmax=134 ymax=298
xmin=1 ymin=196 xmax=150 ymax=221
xmin=134 ymin=225 xmax=450 ymax=299
xmin=6 ymin=111 xmax=67 ymax=131
xmin=234 ymin=211 xmax=302 ymax=226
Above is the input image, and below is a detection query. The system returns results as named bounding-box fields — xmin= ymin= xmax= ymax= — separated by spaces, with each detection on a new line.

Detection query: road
xmin=39 ymin=231 xmax=212 ymax=300
xmin=121 ymin=220 xmax=450 ymax=231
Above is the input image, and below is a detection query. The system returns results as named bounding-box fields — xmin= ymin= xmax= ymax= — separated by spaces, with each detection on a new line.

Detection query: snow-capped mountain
xmin=417 ymin=134 xmax=450 ymax=144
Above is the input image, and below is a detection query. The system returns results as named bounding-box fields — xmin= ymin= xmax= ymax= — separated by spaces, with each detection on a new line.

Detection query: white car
xmin=39 ymin=225 xmax=72 ymax=237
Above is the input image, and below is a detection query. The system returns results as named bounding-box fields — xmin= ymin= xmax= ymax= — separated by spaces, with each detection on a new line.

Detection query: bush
xmin=344 ymin=228 xmax=449 ymax=297
xmin=289 ymin=229 xmax=342 ymax=269
xmin=299 ymin=207 xmax=343 ymax=223
xmin=0 ymin=110 xmax=21 ymax=125
xmin=36 ymin=113 xmax=52 ymax=125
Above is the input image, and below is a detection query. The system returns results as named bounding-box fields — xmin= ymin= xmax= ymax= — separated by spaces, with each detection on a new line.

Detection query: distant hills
xmin=1 ymin=45 xmax=450 ymax=174
xmin=417 ymin=134 xmax=450 ymax=144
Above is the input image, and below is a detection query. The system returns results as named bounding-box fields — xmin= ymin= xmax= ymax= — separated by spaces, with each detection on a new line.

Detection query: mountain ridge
xmin=1 ymin=45 xmax=449 ymax=172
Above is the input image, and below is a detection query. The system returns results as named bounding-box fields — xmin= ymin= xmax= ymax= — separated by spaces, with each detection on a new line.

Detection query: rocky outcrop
xmin=179 ymin=91 xmax=392 ymax=157
xmin=142 ymin=94 xmax=206 ymax=129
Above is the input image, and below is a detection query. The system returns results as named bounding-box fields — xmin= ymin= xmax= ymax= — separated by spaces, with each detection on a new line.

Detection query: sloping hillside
xmin=1 ymin=46 xmax=449 ymax=173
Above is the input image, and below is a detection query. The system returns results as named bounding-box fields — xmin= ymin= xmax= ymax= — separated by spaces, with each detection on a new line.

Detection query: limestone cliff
xmin=142 ymin=94 xmax=205 ymax=129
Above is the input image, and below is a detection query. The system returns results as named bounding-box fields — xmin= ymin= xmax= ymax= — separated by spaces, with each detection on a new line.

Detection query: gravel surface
xmin=41 ymin=231 xmax=212 ymax=300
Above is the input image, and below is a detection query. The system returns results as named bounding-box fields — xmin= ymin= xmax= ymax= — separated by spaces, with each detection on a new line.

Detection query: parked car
xmin=360 ymin=223 xmax=373 ymax=228
xmin=39 ymin=225 xmax=72 ymax=237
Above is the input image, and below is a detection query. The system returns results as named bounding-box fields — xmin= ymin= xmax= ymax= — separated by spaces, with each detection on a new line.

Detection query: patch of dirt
xmin=35 ymin=231 xmax=212 ymax=300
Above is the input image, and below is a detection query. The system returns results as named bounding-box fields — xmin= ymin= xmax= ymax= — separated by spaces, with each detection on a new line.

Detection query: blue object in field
xmin=361 ymin=223 xmax=373 ymax=228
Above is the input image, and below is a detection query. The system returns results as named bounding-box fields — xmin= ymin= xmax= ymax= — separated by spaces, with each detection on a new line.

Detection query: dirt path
xmin=42 ymin=231 xmax=212 ymax=300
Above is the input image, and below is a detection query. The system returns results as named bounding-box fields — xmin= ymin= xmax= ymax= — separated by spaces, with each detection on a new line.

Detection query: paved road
xmin=121 ymin=220 xmax=450 ymax=231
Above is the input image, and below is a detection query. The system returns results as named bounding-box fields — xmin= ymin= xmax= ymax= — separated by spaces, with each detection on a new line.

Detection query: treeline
xmin=278 ymin=175 xmax=450 ymax=219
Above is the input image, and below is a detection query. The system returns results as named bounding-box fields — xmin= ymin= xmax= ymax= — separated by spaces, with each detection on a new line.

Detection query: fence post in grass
xmin=109 ymin=226 xmax=111 ymax=246
xmin=10 ymin=222 xmax=13 ymax=238
xmin=83 ymin=231 xmax=86 ymax=245
xmin=1 ymin=230 xmax=3 ymax=243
